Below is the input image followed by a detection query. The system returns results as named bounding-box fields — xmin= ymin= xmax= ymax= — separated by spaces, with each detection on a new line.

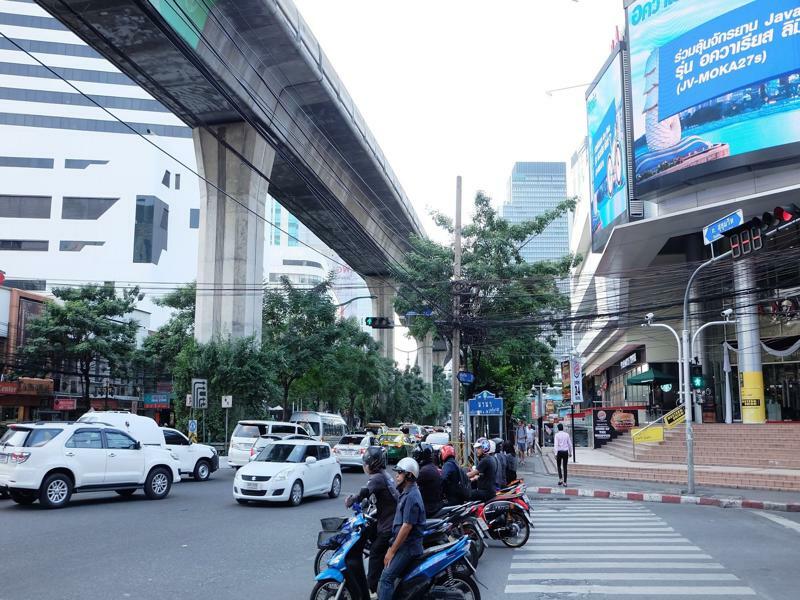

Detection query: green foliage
xmin=392 ymin=190 xmax=578 ymax=419
xmin=138 ymin=282 xmax=196 ymax=382
xmin=18 ymin=284 xmax=139 ymax=402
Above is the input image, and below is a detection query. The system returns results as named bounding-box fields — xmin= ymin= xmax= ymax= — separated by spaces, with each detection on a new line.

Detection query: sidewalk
xmin=518 ymin=452 xmax=800 ymax=512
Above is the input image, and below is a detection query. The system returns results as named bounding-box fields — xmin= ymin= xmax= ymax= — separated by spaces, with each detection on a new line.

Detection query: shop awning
xmin=626 ymin=369 xmax=676 ymax=386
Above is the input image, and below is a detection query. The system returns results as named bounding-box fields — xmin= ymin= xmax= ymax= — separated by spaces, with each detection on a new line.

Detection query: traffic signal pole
xmin=451 ymin=176 xmax=463 ymax=461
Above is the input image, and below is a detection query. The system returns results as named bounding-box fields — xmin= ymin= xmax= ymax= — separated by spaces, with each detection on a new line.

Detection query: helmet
xmin=488 ymin=440 xmax=496 ymax=454
xmin=362 ymin=446 xmax=386 ymax=472
xmin=411 ymin=443 xmax=434 ymax=466
xmin=393 ymin=457 xmax=420 ymax=479
xmin=440 ymin=445 xmax=455 ymax=461
xmin=473 ymin=437 xmax=490 ymax=454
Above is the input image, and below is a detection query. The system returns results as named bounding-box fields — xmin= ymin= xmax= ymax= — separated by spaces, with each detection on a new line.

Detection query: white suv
xmin=0 ymin=422 xmax=181 ymax=509
xmin=162 ymin=427 xmax=219 ymax=480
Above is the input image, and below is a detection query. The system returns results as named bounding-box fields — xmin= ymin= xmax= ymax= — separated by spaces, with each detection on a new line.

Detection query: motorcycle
xmin=469 ymin=482 xmax=533 ymax=548
xmin=311 ymin=501 xmax=480 ymax=600
xmin=315 ymin=501 xmax=482 ymax=575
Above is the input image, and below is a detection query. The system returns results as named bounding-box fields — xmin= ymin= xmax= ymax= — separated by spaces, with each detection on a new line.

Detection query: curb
xmin=530 ymin=486 xmax=800 ymax=513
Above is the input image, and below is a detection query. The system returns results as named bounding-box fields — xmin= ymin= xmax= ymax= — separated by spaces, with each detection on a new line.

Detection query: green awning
xmin=626 ymin=368 xmax=677 ymax=386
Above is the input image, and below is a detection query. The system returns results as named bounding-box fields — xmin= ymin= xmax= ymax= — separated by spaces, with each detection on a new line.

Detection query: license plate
xmin=242 ymin=481 xmax=259 ymax=490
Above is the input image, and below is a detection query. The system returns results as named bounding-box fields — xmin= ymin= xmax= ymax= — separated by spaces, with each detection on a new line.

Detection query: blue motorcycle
xmin=311 ymin=502 xmax=480 ymax=600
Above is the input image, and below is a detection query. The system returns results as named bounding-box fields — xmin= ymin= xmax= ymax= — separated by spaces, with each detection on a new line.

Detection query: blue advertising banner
xmin=660 ymin=0 xmax=800 ymax=118
xmin=586 ymin=50 xmax=629 ymax=253
xmin=627 ymin=0 xmax=800 ymax=189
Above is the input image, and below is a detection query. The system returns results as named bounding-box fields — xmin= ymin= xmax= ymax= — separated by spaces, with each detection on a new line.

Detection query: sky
xmin=294 ymin=0 xmax=626 ymax=239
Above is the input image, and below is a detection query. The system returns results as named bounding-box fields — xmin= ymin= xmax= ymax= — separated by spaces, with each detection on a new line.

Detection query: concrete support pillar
xmin=733 ymin=260 xmax=765 ymax=423
xmin=418 ymin=331 xmax=434 ymax=384
xmin=364 ymin=276 xmax=396 ymax=361
xmin=193 ymin=123 xmax=275 ymax=343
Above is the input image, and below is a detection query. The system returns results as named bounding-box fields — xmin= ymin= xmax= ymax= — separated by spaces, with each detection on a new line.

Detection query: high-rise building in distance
xmin=501 ymin=161 xmax=571 ymax=360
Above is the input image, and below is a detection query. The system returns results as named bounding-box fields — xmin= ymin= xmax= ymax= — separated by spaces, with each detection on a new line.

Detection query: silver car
xmin=332 ymin=434 xmax=379 ymax=469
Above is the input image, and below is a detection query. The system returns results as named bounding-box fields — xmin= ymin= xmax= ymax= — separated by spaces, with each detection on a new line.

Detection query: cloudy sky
xmin=294 ymin=0 xmax=626 ymax=238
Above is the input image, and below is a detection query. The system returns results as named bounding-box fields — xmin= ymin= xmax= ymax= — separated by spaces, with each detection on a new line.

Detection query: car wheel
xmin=193 ymin=459 xmax=211 ymax=481
xmin=39 ymin=473 xmax=72 ymax=509
xmin=328 ymin=475 xmax=341 ymax=499
xmin=10 ymin=490 xmax=36 ymax=505
xmin=144 ymin=467 xmax=172 ymax=500
xmin=115 ymin=489 xmax=136 ymax=497
xmin=289 ymin=480 xmax=303 ymax=507
xmin=0 ymin=488 xmax=9 ymax=500
xmin=236 ymin=499 xmax=249 ymax=505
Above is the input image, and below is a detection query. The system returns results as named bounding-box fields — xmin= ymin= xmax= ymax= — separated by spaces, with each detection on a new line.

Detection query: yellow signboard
xmin=632 ymin=425 xmax=664 ymax=444
xmin=740 ymin=371 xmax=766 ymax=423
xmin=664 ymin=405 xmax=686 ymax=429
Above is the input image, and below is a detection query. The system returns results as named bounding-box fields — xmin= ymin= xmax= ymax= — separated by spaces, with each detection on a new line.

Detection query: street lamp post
xmin=641 ymin=318 xmax=684 ymax=412
xmin=334 ymin=295 xmax=377 ymax=309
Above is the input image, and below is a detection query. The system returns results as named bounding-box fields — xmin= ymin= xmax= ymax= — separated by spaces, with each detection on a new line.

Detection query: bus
xmin=290 ymin=411 xmax=348 ymax=446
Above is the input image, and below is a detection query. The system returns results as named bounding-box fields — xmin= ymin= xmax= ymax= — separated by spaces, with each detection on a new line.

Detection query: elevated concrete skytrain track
xmin=36 ymin=0 xmax=425 ymax=361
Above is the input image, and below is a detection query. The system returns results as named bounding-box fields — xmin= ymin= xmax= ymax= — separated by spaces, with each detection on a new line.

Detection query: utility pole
xmin=451 ymin=176 xmax=463 ymax=460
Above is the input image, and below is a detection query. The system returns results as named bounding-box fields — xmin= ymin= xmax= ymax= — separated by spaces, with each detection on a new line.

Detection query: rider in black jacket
xmin=413 ymin=443 xmax=444 ymax=517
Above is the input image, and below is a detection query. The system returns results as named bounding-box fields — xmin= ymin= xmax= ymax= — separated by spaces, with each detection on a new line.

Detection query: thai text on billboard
xmin=627 ymin=0 xmax=800 ymax=189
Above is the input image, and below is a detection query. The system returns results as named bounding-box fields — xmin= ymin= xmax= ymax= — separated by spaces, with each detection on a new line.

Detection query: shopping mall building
xmin=570 ymin=0 xmax=800 ymax=425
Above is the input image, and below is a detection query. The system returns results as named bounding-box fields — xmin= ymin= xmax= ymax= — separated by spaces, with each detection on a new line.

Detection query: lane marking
xmin=510 ymin=561 xmax=725 ymax=570
xmin=532 ymin=534 xmax=684 ymax=539
xmin=519 ymin=553 xmax=712 ymax=559
xmin=753 ymin=510 xmax=800 ymax=534
xmin=517 ymin=545 xmax=701 ymax=552
xmin=504 ymin=584 xmax=756 ymax=595
xmin=508 ymin=573 xmax=739 ymax=581
xmin=533 ymin=527 xmax=674 ymax=532
xmin=519 ymin=539 xmax=693 ymax=545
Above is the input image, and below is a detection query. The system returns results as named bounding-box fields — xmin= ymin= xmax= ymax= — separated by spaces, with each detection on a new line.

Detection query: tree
xmin=139 ymin=283 xmax=196 ymax=384
xmin=262 ymin=278 xmax=342 ymax=420
xmin=19 ymin=284 xmax=139 ymax=405
xmin=393 ymin=190 xmax=577 ymax=418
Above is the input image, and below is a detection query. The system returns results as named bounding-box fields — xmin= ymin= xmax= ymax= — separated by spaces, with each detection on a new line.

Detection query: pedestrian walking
xmin=526 ymin=424 xmax=535 ymax=458
xmin=516 ymin=420 xmax=527 ymax=465
xmin=553 ymin=423 xmax=573 ymax=487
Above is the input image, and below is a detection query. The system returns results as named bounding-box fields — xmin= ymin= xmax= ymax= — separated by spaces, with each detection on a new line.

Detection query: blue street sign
xmin=457 ymin=371 xmax=475 ymax=385
xmin=703 ymin=209 xmax=743 ymax=245
xmin=468 ymin=390 xmax=504 ymax=416
xmin=188 ymin=419 xmax=198 ymax=433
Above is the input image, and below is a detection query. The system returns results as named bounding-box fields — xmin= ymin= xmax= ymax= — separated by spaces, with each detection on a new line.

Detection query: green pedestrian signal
xmin=690 ymin=364 xmax=705 ymax=390
xmin=365 ymin=317 xmax=393 ymax=329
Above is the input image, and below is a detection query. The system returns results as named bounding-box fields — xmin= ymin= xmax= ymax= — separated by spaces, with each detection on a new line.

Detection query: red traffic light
xmin=774 ymin=205 xmax=800 ymax=223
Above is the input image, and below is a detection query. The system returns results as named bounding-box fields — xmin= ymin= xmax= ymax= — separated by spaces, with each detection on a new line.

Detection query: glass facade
xmin=501 ymin=162 xmax=571 ymax=359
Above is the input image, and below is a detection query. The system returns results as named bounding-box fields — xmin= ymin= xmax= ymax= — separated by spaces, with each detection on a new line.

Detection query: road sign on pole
xmin=185 ymin=394 xmax=192 ymax=408
xmin=187 ymin=419 xmax=198 ymax=443
xmin=221 ymin=395 xmax=233 ymax=408
xmin=191 ymin=378 xmax=208 ymax=409
xmin=703 ymin=209 xmax=744 ymax=245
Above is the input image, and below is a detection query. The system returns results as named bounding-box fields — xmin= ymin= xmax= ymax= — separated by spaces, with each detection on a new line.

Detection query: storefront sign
xmin=632 ymin=425 xmax=664 ymax=444
xmin=560 ymin=361 xmax=571 ymax=402
xmin=592 ymin=408 xmax=640 ymax=448
xmin=53 ymin=397 xmax=77 ymax=410
xmin=571 ymin=360 xmax=583 ymax=405
xmin=664 ymin=405 xmax=686 ymax=429
xmin=0 ymin=378 xmax=54 ymax=395
xmin=144 ymin=393 xmax=171 ymax=409
xmin=620 ymin=353 xmax=638 ymax=369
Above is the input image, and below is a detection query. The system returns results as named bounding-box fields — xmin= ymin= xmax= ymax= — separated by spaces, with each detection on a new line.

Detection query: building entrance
xmin=763 ymin=362 xmax=800 ymax=421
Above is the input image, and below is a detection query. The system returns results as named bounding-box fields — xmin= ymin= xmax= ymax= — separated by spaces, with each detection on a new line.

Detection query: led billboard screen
xmin=627 ymin=0 xmax=800 ymax=192
xmin=587 ymin=50 xmax=630 ymax=253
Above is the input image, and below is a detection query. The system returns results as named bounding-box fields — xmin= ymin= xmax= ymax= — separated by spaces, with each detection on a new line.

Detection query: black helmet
xmin=362 ymin=446 xmax=386 ymax=472
xmin=411 ymin=442 xmax=434 ymax=466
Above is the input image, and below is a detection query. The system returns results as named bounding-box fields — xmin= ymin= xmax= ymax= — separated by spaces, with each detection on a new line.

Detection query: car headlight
xmin=273 ymin=467 xmax=293 ymax=481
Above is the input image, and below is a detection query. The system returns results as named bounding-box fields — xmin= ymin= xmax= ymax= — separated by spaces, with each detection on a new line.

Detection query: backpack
xmin=493 ymin=453 xmax=507 ymax=489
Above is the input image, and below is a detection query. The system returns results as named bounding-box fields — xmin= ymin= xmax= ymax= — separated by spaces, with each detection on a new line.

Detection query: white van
xmin=227 ymin=420 xmax=311 ymax=467
xmin=290 ymin=411 xmax=347 ymax=446
xmin=78 ymin=411 xmax=219 ymax=481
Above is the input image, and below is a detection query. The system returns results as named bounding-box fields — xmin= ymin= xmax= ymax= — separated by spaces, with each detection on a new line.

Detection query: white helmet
xmin=393 ymin=457 xmax=420 ymax=479
xmin=488 ymin=440 xmax=497 ymax=454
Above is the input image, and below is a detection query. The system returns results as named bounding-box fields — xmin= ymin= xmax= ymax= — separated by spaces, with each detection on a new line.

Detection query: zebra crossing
xmin=504 ymin=499 xmax=757 ymax=597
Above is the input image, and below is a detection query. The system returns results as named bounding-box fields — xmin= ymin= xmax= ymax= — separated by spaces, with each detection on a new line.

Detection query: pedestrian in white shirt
xmin=553 ymin=423 xmax=573 ymax=487
xmin=526 ymin=424 xmax=535 ymax=458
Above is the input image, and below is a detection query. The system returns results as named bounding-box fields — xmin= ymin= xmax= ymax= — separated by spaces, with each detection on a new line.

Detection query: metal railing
xmin=631 ymin=405 xmax=684 ymax=460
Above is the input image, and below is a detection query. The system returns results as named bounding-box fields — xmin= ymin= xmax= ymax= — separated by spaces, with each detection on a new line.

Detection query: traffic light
xmin=725 ymin=204 xmax=800 ymax=259
xmin=690 ymin=364 xmax=705 ymax=390
xmin=365 ymin=317 xmax=394 ymax=329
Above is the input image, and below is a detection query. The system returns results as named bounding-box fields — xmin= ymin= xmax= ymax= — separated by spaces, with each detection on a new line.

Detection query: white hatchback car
xmin=332 ymin=434 xmax=379 ymax=469
xmin=233 ymin=439 xmax=341 ymax=507
xmin=0 ymin=422 xmax=181 ymax=509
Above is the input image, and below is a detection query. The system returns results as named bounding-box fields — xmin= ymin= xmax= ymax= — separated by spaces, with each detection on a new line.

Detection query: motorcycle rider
xmin=466 ymin=438 xmax=497 ymax=502
xmin=345 ymin=446 xmax=399 ymax=595
xmin=412 ymin=442 xmax=443 ymax=517
xmin=440 ymin=444 xmax=468 ymax=506
xmin=379 ymin=457 xmax=426 ymax=600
